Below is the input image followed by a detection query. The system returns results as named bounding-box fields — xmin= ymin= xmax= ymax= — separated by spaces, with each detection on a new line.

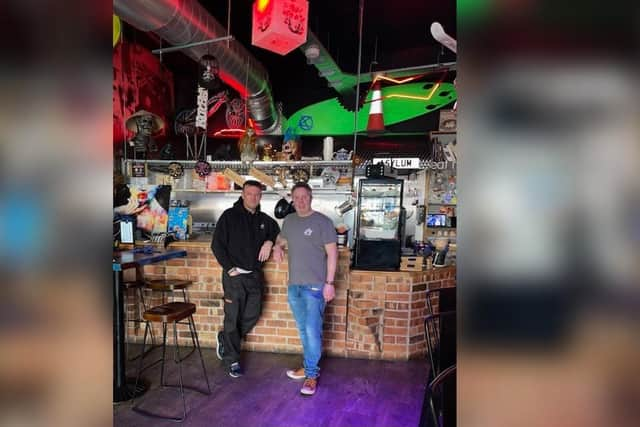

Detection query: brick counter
xmin=124 ymin=241 xmax=456 ymax=361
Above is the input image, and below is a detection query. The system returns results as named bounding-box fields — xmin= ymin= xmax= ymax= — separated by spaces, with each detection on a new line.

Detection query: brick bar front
xmin=124 ymin=242 xmax=456 ymax=361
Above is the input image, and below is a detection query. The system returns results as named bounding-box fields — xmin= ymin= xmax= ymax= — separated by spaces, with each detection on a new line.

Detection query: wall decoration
xmin=128 ymin=185 xmax=172 ymax=235
xmin=113 ymin=42 xmax=174 ymax=147
xmin=286 ymin=82 xmax=456 ymax=136
xmin=438 ymin=109 xmax=457 ymax=131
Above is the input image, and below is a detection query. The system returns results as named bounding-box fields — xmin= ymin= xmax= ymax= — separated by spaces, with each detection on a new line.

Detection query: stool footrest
xmin=145 ymin=279 xmax=193 ymax=291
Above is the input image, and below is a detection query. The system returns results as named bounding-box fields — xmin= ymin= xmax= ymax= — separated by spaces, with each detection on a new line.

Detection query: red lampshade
xmin=252 ymin=0 xmax=309 ymax=56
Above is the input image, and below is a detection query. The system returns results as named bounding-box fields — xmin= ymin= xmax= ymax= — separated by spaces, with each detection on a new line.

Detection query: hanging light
xmin=252 ymin=0 xmax=309 ymax=55
xmin=198 ymin=54 xmax=219 ymax=90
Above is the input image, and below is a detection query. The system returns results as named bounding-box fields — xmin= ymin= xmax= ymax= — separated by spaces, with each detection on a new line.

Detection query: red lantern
xmin=252 ymin=0 xmax=309 ymax=55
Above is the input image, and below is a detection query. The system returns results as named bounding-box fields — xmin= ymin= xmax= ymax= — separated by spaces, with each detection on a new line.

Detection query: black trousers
xmin=220 ymin=271 xmax=263 ymax=366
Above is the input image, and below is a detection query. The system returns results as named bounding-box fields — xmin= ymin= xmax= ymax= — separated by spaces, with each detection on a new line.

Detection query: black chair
xmin=427 ymin=364 xmax=456 ymax=427
xmin=131 ymin=302 xmax=211 ymax=422
xmin=424 ymin=287 xmax=456 ymax=376
xmin=425 ymin=287 xmax=456 ymax=317
xmin=424 ymin=310 xmax=456 ymax=377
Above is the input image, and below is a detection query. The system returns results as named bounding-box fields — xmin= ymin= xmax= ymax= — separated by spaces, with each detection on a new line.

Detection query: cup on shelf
xmin=323 ymin=136 xmax=334 ymax=161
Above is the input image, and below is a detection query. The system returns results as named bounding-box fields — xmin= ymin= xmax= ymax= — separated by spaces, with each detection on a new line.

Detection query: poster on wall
xmin=438 ymin=109 xmax=457 ymax=131
xmin=128 ymin=185 xmax=172 ymax=235
xmin=428 ymin=169 xmax=457 ymax=205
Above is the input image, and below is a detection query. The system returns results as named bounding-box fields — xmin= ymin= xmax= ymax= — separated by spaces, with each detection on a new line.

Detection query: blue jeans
xmin=287 ymin=284 xmax=326 ymax=379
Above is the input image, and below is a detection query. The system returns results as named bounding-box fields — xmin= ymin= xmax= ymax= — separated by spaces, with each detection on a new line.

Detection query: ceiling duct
xmin=301 ymin=32 xmax=358 ymax=101
xmin=301 ymin=31 xmax=457 ymax=111
xmin=114 ymin=0 xmax=282 ymax=134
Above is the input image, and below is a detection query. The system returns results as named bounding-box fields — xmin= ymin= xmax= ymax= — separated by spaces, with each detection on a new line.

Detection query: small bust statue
xmin=237 ymin=128 xmax=258 ymax=161
xmin=281 ymin=138 xmax=302 ymax=161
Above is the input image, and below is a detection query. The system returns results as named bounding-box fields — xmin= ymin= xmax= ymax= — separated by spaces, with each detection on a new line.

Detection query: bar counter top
xmin=123 ymin=240 xmax=455 ymax=361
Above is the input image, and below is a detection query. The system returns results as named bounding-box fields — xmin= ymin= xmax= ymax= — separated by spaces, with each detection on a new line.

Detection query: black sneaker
xmin=216 ymin=331 xmax=224 ymax=361
xmin=229 ymin=362 xmax=243 ymax=378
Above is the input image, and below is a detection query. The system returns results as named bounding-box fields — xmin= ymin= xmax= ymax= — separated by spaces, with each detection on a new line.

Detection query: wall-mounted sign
xmin=131 ymin=161 xmax=147 ymax=177
xmin=372 ymin=157 xmax=420 ymax=169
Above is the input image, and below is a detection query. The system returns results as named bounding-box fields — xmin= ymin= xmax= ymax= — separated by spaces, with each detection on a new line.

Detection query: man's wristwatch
xmin=325 ymin=281 xmax=334 ymax=286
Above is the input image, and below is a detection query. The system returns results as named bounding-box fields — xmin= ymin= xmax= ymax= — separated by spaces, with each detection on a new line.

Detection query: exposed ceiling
xmin=120 ymin=0 xmax=456 ymax=127
xmin=216 ymin=0 xmax=456 ymax=115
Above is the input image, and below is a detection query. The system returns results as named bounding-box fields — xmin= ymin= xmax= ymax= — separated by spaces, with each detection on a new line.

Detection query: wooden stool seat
xmin=121 ymin=280 xmax=145 ymax=290
xmin=143 ymin=302 xmax=196 ymax=323
xmin=145 ymin=279 xmax=193 ymax=291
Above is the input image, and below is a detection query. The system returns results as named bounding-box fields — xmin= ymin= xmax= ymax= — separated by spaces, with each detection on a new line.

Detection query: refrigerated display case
xmin=353 ymin=178 xmax=403 ymax=270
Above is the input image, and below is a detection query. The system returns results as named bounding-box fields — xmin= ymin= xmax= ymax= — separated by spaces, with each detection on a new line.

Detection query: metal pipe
xmin=151 ymin=36 xmax=234 ymax=55
xmin=114 ymin=0 xmax=281 ymax=134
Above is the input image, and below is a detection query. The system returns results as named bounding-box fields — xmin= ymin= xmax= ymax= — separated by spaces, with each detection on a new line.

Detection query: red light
xmin=256 ymin=0 xmax=270 ymax=13
xmin=213 ymin=128 xmax=246 ymax=138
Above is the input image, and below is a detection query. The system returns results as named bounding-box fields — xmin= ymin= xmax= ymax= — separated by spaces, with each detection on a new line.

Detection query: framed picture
xmin=131 ymin=161 xmax=147 ymax=177
xmin=438 ymin=109 xmax=457 ymax=131
xmin=128 ymin=185 xmax=172 ymax=235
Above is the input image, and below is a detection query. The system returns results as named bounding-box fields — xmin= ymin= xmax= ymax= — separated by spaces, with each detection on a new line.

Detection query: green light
xmin=285 ymin=82 xmax=457 ymax=136
xmin=286 ymin=82 xmax=456 ymax=135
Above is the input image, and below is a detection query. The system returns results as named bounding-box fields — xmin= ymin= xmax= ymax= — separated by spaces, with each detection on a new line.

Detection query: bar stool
xmin=145 ymin=279 xmax=193 ymax=303
xmin=131 ymin=302 xmax=211 ymax=422
xmin=122 ymin=266 xmax=157 ymax=362
xmin=144 ymin=279 xmax=196 ymax=360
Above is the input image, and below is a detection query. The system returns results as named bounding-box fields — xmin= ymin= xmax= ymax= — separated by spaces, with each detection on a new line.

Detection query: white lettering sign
xmin=372 ymin=157 xmax=420 ymax=169
xmin=424 ymin=160 xmax=456 ymax=170
xmin=195 ymin=86 xmax=209 ymax=130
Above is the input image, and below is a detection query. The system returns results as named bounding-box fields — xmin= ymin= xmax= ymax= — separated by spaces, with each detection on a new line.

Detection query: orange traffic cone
xmin=366 ymin=79 xmax=385 ymax=136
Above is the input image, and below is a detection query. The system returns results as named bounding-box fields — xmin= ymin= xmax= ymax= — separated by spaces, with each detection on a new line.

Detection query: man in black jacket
xmin=212 ymin=180 xmax=280 ymax=377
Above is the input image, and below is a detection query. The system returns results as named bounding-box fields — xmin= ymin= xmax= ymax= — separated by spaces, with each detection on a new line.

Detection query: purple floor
xmin=114 ymin=346 xmax=428 ymax=427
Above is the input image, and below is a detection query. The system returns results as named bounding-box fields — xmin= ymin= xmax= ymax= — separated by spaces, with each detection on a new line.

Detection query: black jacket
xmin=211 ymin=197 xmax=280 ymax=273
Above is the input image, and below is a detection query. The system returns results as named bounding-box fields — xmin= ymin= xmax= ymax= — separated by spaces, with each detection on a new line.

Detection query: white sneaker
xmin=286 ymin=367 xmax=305 ymax=380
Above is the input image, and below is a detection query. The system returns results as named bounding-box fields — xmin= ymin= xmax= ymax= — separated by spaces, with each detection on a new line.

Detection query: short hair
xmin=291 ymin=181 xmax=312 ymax=196
xmin=243 ymin=180 xmax=263 ymax=191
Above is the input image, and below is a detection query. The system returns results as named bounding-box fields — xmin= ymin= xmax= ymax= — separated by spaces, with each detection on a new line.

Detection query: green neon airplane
xmin=285 ymin=81 xmax=457 ymax=136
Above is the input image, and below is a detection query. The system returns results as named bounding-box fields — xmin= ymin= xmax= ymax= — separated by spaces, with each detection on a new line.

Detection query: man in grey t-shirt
xmin=272 ymin=182 xmax=338 ymax=396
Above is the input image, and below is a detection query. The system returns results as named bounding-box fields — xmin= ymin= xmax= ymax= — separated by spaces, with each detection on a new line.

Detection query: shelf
xmin=124 ymin=159 xmax=353 ymax=168
xmin=171 ymin=188 xmax=352 ymax=195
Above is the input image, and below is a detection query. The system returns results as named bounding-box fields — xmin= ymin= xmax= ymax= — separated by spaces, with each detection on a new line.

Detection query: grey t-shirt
xmin=281 ymin=211 xmax=337 ymax=285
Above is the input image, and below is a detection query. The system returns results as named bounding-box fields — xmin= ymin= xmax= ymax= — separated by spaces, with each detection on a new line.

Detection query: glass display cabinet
xmin=353 ymin=178 xmax=404 ymax=270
